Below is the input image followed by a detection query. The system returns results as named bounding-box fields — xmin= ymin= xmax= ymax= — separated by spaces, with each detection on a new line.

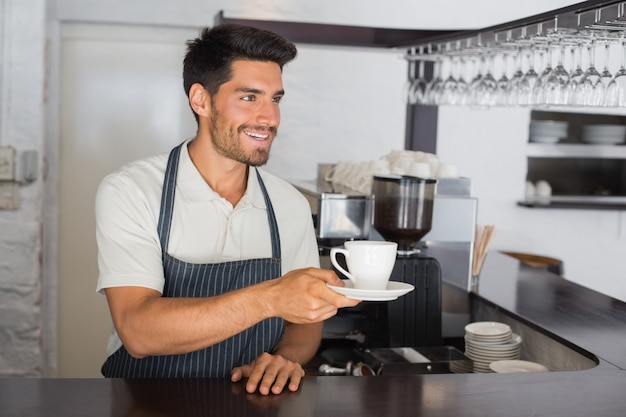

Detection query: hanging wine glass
xmin=576 ymin=38 xmax=603 ymax=106
xmin=599 ymin=40 xmax=613 ymax=106
xmin=405 ymin=48 xmax=418 ymax=105
xmin=491 ymin=31 xmax=512 ymax=106
xmin=440 ymin=43 xmax=459 ymax=105
xmin=532 ymin=43 xmax=553 ymax=106
xmin=455 ymin=54 xmax=469 ymax=105
xmin=568 ymin=42 xmax=585 ymax=105
xmin=507 ymin=46 xmax=525 ymax=106
xmin=409 ymin=47 xmax=429 ymax=105
xmin=477 ymin=52 xmax=498 ymax=107
xmin=425 ymin=51 xmax=444 ymax=105
xmin=466 ymin=52 xmax=496 ymax=108
xmin=495 ymin=51 xmax=512 ymax=106
xmin=544 ymin=39 xmax=571 ymax=106
xmin=606 ymin=37 xmax=626 ymax=107
xmin=468 ymin=54 xmax=484 ymax=106
xmin=518 ymin=45 xmax=539 ymax=106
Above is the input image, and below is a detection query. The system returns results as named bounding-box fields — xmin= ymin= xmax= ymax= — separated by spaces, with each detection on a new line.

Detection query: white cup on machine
xmin=436 ymin=162 xmax=459 ymax=178
xmin=409 ymin=162 xmax=432 ymax=178
xmin=330 ymin=240 xmax=398 ymax=290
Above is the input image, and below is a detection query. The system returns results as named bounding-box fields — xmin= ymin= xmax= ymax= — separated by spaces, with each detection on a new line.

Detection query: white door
xmin=59 ymin=23 xmax=197 ymax=377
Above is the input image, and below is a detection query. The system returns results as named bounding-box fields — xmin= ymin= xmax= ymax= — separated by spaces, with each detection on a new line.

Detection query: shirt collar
xmin=175 ymin=140 xmax=267 ymax=209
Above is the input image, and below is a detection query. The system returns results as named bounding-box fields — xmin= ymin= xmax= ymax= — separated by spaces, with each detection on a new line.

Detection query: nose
xmin=257 ymin=100 xmax=280 ymax=128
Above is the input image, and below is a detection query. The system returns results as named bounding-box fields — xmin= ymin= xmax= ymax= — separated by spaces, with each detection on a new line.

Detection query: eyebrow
xmin=235 ymin=87 xmax=285 ymax=96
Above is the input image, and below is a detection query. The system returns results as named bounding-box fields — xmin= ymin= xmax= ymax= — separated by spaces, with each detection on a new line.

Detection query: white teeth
xmin=245 ymin=131 xmax=269 ymax=140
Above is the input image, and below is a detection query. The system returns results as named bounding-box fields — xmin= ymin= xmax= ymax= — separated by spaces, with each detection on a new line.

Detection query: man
xmin=95 ymin=24 xmax=359 ymax=395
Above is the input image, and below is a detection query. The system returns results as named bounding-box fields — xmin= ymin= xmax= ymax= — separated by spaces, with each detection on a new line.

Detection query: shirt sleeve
xmin=264 ymin=175 xmax=320 ymax=273
xmin=291 ymin=200 xmax=321 ymax=269
xmin=95 ymin=171 xmax=165 ymax=295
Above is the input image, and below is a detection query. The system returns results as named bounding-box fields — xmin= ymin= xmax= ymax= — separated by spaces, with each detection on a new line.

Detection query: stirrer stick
xmin=472 ymin=225 xmax=495 ymax=277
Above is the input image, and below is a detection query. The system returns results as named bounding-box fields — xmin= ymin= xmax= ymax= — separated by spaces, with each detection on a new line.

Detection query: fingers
xmin=269 ymin=268 xmax=361 ymax=324
xmin=314 ymin=268 xmax=345 ymax=286
xmin=338 ymin=296 xmax=361 ymax=308
xmin=230 ymin=365 xmax=247 ymax=382
xmin=232 ymin=353 xmax=305 ymax=396
xmin=323 ymin=293 xmax=361 ymax=310
xmin=300 ymin=293 xmax=360 ymax=321
xmin=320 ymin=281 xmax=361 ymax=309
xmin=305 ymin=269 xmax=360 ymax=308
xmin=286 ymin=368 xmax=304 ymax=392
xmin=267 ymin=366 xmax=303 ymax=394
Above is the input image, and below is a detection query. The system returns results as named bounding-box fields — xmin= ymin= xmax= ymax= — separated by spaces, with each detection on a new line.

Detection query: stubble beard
xmin=209 ymin=106 xmax=276 ymax=167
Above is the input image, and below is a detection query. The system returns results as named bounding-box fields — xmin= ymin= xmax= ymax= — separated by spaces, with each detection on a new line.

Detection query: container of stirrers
xmin=471 ymin=225 xmax=495 ymax=292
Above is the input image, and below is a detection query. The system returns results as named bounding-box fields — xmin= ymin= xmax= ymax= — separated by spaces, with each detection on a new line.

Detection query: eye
xmin=273 ymin=96 xmax=283 ymax=103
xmin=242 ymin=95 xmax=256 ymax=102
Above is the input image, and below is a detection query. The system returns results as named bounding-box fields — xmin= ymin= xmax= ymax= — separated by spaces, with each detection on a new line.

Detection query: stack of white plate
xmin=581 ymin=124 xmax=626 ymax=145
xmin=464 ymin=322 xmax=522 ymax=373
xmin=449 ymin=357 xmax=474 ymax=374
xmin=529 ymin=121 xmax=568 ymax=144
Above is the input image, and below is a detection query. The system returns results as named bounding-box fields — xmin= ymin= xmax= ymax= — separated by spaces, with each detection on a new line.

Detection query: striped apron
xmin=102 ymin=143 xmax=285 ymax=378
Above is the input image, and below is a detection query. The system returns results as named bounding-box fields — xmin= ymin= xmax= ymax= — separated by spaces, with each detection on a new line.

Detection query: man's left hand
xmin=231 ymin=352 xmax=305 ymax=395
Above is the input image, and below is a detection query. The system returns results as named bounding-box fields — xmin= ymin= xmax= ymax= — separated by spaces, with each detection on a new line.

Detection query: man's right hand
xmin=264 ymin=267 xmax=360 ymax=324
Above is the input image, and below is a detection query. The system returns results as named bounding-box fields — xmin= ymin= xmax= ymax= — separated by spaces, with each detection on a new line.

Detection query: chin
xmin=246 ymin=149 xmax=270 ymax=167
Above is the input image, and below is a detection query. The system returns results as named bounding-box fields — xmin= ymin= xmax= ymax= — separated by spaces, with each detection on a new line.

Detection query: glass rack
xmin=404 ymin=1 xmax=626 ymax=108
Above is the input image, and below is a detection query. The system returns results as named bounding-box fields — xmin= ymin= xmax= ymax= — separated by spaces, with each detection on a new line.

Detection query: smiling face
xmin=207 ymin=59 xmax=284 ymax=167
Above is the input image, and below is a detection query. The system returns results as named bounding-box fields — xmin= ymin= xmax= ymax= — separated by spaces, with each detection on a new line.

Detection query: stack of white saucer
xmin=529 ymin=120 xmax=568 ymax=144
xmin=581 ymin=124 xmax=626 ymax=145
xmin=464 ymin=321 xmax=522 ymax=373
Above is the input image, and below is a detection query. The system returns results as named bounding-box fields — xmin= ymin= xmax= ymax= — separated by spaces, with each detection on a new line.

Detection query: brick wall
xmin=0 ymin=0 xmax=46 ymax=376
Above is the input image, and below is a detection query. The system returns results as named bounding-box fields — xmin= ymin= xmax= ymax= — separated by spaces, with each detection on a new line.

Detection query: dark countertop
xmin=477 ymin=251 xmax=626 ymax=371
xmin=3 ymin=252 xmax=626 ymax=417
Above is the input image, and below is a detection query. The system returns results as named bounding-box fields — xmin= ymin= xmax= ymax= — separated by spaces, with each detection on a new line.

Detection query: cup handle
xmin=330 ymin=248 xmax=355 ymax=283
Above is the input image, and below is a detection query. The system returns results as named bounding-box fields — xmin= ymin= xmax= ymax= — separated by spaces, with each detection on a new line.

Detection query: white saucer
xmin=465 ymin=333 xmax=522 ymax=349
xmin=489 ymin=360 xmax=548 ymax=373
xmin=465 ymin=321 xmax=512 ymax=338
xmin=327 ymin=280 xmax=415 ymax=301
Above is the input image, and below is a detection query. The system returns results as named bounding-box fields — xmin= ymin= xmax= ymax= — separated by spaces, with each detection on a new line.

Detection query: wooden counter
xmin=2 ymin=253 xmax=626 ymax=416
xmin=2 ymin=369 xmax=624 ymax=417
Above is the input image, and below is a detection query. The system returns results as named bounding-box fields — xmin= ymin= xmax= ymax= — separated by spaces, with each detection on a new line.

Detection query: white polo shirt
xmin=96 ymin=140 xmax=320 ymax=355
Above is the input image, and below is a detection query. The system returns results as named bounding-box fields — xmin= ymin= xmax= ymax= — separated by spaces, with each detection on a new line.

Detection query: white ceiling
xmin=53 ymin=0 xmax=584 ymax=31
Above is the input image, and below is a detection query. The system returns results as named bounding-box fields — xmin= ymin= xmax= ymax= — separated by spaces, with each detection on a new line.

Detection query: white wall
xmin=1 ymin=0 xmax=607 ymax=377
xmin=56 ymin=24 xmax=202 ymax=377
xmin=437 ymin=106 xmax=626 ymax=302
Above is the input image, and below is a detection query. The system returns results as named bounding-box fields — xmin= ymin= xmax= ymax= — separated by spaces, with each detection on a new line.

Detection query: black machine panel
xmin=323 ymin=255 xmax=442 ymax=349
xmin=387 ymin=256 xmax=442 ymax=347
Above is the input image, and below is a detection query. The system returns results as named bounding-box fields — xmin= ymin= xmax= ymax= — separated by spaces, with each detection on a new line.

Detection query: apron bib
xmin=102 ymin=143 xmax=285 ymax=377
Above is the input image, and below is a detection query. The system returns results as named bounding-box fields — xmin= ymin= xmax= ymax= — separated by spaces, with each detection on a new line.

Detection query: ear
xmin=188 ymin=83 xmax=211 ymax=118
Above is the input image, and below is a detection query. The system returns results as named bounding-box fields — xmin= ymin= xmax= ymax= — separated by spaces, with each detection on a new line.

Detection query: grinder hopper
xmin=372 ymin=175 xmax=437 ymax=255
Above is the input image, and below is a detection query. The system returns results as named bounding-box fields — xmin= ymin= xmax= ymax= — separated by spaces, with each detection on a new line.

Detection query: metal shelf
xmin=519 ymin=195 xmax=626 ymax=210
xmin=526 ymin=143 xmax=626 ymax=159
xmin=400 ymin=1 xmax=626 ymax=52
xmin=214 ymin=11 xmax=460 ymax=49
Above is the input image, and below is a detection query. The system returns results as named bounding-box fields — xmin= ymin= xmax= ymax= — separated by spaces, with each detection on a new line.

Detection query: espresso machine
xmin=367 ymin=175 xmax=442 ymax=348
xmin=290 ymin=165 xmax=477 ymax=371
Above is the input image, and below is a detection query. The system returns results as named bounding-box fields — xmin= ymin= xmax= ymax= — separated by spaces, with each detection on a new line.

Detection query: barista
xmin=95 ymin=24 xmax=359 ymax=395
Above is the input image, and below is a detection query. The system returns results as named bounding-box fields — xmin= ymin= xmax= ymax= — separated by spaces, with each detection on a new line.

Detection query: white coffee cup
xmin=436 ymin=162 xmax=459 ymax=178
xmin=409 ymin=162 xmax=431 ymax=178
xmin=330 ymin=240 xmax=398 ymax=290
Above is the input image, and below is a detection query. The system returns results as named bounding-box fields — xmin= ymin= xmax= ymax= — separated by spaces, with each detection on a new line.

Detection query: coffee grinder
xmin=371 ymin=175 xmax=437 ymax=255
xmin=369 ymin=174 xmax=443 ymax=348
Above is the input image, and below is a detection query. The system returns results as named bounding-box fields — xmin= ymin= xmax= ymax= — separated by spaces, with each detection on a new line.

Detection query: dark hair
xmin=183 ymin=23 xmax=297 ymax=102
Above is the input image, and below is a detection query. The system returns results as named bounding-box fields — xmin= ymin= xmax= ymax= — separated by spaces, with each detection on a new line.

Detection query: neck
xmin=187 ymin=136 xmax=248 ymax=207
